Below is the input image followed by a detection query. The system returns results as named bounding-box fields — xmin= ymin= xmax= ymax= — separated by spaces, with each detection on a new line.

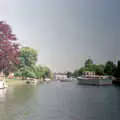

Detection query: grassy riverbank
xmin=5 ymin=78 xmax=46 ymax=86
xmin=6 ymin=79 xmax=25 ymax=86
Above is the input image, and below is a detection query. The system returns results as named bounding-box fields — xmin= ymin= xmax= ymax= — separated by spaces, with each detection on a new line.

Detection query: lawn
xmin=5 ymin=78 xmax=25 ymax=86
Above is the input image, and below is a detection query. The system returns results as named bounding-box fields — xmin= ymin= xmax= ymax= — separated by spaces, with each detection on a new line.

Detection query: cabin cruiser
xmin=77 ymin=75 xmax=113 ymax=86
xmin=77 ymin=71 xmax=114 ymax=86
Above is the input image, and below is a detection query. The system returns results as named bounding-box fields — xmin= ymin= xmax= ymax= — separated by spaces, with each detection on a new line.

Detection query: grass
xmin=5 ymin=78 xmax=25 ymax=86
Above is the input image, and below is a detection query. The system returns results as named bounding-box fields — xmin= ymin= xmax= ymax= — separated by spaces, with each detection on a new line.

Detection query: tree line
xmin=0 ymin=21 xmax=52 ymax=79
xmin=14 ymin=47 xmax=52 ymax=79
xmin=73 ymin=59 xmax=120 ymax=79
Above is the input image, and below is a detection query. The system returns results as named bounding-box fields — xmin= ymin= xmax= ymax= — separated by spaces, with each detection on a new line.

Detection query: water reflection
xmin=0 ymin=85 xmax=37 ymax=120
xmin=0 ymin=89 xmax=7 ymax=102
xmin=0 ymin=81 xmax=120 ymax=120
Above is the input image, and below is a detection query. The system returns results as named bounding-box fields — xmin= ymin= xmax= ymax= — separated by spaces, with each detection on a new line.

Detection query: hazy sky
xmin=0 ymin=0 xmax=120 ymax=72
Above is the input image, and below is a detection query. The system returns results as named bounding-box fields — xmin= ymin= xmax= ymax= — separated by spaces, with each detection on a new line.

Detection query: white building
xmin=54 ymin=73 xmax=68 ymax=80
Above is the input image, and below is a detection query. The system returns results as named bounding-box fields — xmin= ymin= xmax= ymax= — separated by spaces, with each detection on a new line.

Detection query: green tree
xmin=95 ymin=65 xmax=104 ymax=75
xmin=20 ymin=67 xmax=36 ymax=78
xmin=85 ymin=59 xmax=93 ymax=68
xmin=114 ymin=61 xmax=120 ymax=78
xmin=104 ymin=61 xmax=116 ymax=75
xmin=79 ymin=67 xmax=89 ymax=74
xmin=43 ymin=66 xmax=53 ymax=79
xmin=14 ymin=70 xmax=22 ymax=77
xmin=19 ymin=47 xmax=38 ymax=68
xmin=86 ymin=64 xmax=97 ymax=72
xmin=31 ymin=65 xmax=45 ymax=79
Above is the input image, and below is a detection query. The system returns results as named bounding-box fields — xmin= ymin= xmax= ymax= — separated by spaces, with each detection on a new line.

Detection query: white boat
xmin=60 ymin=77 xmax=73 ymax=82
xmin=77 ymin=75 xmax=113 ymax=86
xmin=0 ymin=80 xmax=8 ymax=89
xmin=31 ymin=79 xmax=38 ymax=85
xmin=44 ymin=78 xmax=51 ymax=82
xmin=26 ymin=79 xmax=38 ymax=85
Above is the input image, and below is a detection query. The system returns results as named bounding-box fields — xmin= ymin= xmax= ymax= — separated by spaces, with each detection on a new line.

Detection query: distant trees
xmin=114 ymin=61 xmax=120 ymax=78
xmin=85 ymin=59 xmax=93 ymax=68
xmin=42 ymin=66 xmax=53 ymax=79
xmin=31 ymin=65 xmax=45 ymax=79
xmin=104 ymin=61 xmax=116 ymax=75
xmin=19 ymin=47 xmax=38 ymax=68
xmin=73 ymin=58 xmax=118 ymax=77
xmin=14 ymin=47 xmax=52 ymax=79
xmin=20 ymin=66 xmax=36 ymax=78
xmin=95 ymin=65 xmax=104 ymax=75
xmin=0 ymin=21 xmax=52 ymax=79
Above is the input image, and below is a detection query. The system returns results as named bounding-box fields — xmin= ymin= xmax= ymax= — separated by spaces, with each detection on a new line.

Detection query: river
xmin=0 ymin=80 xmax=120 ymax=120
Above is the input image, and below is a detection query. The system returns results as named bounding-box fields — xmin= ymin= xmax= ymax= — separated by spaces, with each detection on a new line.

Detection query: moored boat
xmin=60 ymin=77 xmax=73 ymax=82
xmin=0 ymin=80 xmax=8 ymax=89
xmin=77 ymin=76 xmax=113 ymax=86
xmin=0 ymin=73 xmax=8 ymax=89
xmin=44 ymin=78 xmax=51 ymax=82
xmin=26 ymin=78 xmax=38 ymax=85
xmin=77 ymin=71 xmax=114 ymax=86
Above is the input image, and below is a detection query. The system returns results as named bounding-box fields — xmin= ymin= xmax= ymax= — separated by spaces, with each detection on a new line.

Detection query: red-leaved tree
xmin=0 ymin=21 xmax=20 ymax=72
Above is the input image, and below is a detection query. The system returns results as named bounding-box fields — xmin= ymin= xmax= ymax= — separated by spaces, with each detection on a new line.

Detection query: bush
xmin=20 ymin=67 xmax=36 ymax=78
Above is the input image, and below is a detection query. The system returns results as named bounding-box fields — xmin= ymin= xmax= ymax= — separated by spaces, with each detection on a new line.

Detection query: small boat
xmin=31 ymin=79 xmax=38 ymax=85
xmin=44 ymin=78 xmax=51 ymax=83
xmin=0 ymin=80 xmax=8 ymax=89
xmin=60 ymin=77 xmax=73 ymax=82
xmin=26 ymin=79 xmax=38 ymax=85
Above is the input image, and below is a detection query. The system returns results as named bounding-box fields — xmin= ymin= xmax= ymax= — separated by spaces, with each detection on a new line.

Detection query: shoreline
xmin=6 ymin=79 xmax=25 ymax=86
xmin=6 ymin=79 xmax=45 ymax=87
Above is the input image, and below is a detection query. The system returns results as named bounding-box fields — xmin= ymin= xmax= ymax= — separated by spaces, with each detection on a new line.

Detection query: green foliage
xmin=20 ymin=67 xmax=36 ymax=78
xmin=19 ymin=47 xmax=38 ymax=68
xmin=114 ymin=61 xmax=120 ymax=78
xmin=43 ymin=66 xmax=53 ymax=79
xmin=104 ymin=61 xmax=116 ymax=75
xmin=79 ymin=67 xmax=88 ymax=74
xmin=14 ymin=46 xmax=53 ymax=79
xmin=86 ymin=64 xmax=97 ymax=72
xmin=85 ymin=59 xmax=93 ymax=68
xmin=14 ymin=70 xmax=22 ymax=77
xmin=73 ymin=59 xmax=116 ymax=77
xmin=18 ymin=65 xmax=53 ymax=79
xmin=31 ymin=65 xmax=45 ymax=79
xmin=14 ymin=65 xmax=53 ymax=79
xmin=95 ymin=65 xmax=104 ymax=75
xmin=73 ymin=59 xmax=96 ymax=77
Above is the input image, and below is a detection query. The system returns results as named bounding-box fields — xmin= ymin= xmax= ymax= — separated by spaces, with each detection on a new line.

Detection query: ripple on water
xmin=0 ymin=81 xmax=120 ymax=120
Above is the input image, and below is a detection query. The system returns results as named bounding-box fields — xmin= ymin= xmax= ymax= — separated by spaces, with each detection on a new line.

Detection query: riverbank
xmin=6 ymin=79 xmax=25 ymax=86
xmin=5 ymin=78 xmax=51 ymax=86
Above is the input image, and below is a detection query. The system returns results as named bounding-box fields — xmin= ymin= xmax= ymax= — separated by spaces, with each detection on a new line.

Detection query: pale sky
xmin=0 ymin=0 xmax=120 ymax=72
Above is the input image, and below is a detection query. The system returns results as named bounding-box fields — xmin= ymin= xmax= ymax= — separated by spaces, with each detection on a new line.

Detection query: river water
xmin=0 ymin=80 xmax=120 ymax=120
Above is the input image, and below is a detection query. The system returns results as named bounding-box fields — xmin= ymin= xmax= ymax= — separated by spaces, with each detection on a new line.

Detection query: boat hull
xmin=77 ymin=78 xmax=112 ymax=86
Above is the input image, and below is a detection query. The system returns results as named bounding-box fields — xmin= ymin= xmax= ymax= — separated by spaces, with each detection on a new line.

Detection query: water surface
xmin=0 ymin=81 xmax=120 ymax=120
